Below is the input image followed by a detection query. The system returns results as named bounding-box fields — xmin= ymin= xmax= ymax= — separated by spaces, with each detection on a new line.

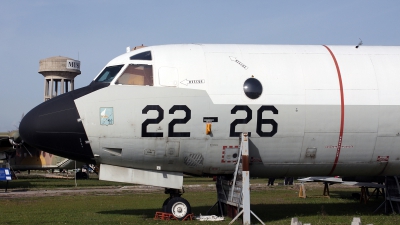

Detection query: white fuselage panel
xmin=75 ymin=44 xmax=400 ymax=177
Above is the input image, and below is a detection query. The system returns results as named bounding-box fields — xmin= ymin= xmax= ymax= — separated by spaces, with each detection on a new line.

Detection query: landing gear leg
xmin=162 ymin=188 xmax=192 ymax=220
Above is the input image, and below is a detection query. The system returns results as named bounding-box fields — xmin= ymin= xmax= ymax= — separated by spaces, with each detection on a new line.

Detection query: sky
xmin=1 ymin=1 xmax=400 ymax=131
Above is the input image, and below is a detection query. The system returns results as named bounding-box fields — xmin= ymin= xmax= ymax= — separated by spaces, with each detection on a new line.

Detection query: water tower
xmin=38 ymin=56 xmax=81 ymax=101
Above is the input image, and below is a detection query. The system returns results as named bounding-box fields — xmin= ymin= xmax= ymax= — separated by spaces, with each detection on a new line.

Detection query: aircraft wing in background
xmin=298 ymin=177 xmax=343 ymax=183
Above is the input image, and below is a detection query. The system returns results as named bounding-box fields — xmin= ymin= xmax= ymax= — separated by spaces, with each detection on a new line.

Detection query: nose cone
xmin=20 ymin=88 xmax=95 ymax=163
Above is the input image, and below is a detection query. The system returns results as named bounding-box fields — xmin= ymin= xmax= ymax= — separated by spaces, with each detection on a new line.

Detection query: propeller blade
xmin=22 ymin=144 xmax=33 ymax=157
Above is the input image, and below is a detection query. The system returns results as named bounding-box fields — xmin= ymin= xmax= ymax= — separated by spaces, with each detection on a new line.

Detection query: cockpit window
xmin=95 ymin=65 xmax=124 ymax=83
xmin=130 ymin=51 xmax=152 ymax=60
xmin=115 ymin=64 xmax=153 ymax=86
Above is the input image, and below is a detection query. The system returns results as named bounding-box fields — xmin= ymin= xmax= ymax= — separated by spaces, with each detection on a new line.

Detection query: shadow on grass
xmin=1 ymin=180 xmax=77 ymax=189
xmin=0 ymin=181 xmax=32 ymax=189
xmin=0 ymin=177 xmax=129 ymax=190
xmin=256 ymin=202 xmax=382 ymax=219
xmin=98 ymin=209 xmax=154 ymax=216
xmin=97 ymin=201 xmax=387 ymax=222
xmin=98 ymin=205 xmax=212 ymax=213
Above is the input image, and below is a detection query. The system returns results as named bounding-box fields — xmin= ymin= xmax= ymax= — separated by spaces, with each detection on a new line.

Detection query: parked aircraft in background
xmin=0 ymin=130 xmax=21 ymax=154
xmin=0 ymin=130 xmax=78 ymax=171
xmin=19 ymin=44 xmax=400 ymax=219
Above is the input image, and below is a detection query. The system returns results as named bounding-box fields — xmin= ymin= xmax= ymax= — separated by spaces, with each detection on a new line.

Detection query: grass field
xmin=1 ymin=173 xmax=399 ymax=225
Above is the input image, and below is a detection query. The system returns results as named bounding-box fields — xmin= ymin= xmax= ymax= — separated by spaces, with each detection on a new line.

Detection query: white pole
xmin=241 ymin=133 xmax=251 ymax=225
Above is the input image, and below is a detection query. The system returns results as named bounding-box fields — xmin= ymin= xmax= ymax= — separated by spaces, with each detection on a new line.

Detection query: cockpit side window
xmin=115 ymin=64 xmax=153 ymax=86
xmin=95 ymin=65 xmax=124 ymax=83
xmin=130 ymin=51 xmax=152 ymax=60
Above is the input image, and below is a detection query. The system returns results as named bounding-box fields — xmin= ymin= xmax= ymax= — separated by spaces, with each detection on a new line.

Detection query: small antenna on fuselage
xmin=355 ymin=38 xmax=363 ymax=48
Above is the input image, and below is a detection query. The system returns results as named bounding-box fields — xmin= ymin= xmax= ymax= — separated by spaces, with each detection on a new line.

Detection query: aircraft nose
xmin=19 ymin=90 xmax=95 ymax=163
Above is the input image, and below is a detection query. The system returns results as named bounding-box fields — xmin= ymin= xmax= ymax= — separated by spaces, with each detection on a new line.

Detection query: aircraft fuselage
xmin=20 ymin=44 xmax=400 ymax=179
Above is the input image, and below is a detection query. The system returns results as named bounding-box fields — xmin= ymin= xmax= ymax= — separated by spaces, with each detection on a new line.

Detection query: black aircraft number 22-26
xmin=141 ymin=105 xmax=278 ymax=138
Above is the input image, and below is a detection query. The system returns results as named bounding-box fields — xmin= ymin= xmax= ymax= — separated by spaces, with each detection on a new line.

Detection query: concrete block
xmin=351 ymin=217 xmax=361 ymax=225
xmin=291 ymin=217 xmax=303 ymax=225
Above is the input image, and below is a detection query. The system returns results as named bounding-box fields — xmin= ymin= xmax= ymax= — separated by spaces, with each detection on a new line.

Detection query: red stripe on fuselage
xmin=323 ymin=45 xmax=344 ymax=176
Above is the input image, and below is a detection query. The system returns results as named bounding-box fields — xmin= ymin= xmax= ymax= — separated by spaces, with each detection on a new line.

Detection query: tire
xmin=82 ymin=172 xmax=88 ymax=179
xmin=165 ymin=197 xmax=191 ymax=220
xmin=75 ymin=171 xmax=83 ymax=179
xmin=162 ymin=197 xmax=170 ymax=212
xmin=76 ymin=171 xmax=88 ymax=179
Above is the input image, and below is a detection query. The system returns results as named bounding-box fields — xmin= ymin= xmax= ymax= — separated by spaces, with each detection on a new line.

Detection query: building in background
xmin=39 ymin=56 xmax=81 ymax=101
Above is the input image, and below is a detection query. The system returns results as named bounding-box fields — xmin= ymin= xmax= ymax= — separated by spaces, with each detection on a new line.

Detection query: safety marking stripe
xmin=323 ymin=45 xmax=345 ymax=176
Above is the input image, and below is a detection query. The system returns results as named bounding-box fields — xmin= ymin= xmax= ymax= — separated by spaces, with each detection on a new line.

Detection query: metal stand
xmin=374 ymin=176 xmax=400 ymax=214
xmin=323 ymin=182 xmax=330 ymax=197
xmin=210 ymin=133 xmax=264 ymax=225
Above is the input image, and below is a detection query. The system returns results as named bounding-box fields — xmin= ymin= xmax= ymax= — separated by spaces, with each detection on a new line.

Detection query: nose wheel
xmin=163 ymin=197 xmax=191 ymax=220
